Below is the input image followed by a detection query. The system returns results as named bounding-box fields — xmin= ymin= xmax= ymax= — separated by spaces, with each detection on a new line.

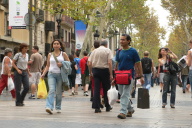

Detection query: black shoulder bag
xmin=167 ymin=56 xmax=181 ymax=74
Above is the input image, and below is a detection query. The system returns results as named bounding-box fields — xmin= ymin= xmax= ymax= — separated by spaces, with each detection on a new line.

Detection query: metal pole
xmin=57 ymin=23 xmax=60 ymax=39
xmin=29 ymin=0 xmax=33 ymax=56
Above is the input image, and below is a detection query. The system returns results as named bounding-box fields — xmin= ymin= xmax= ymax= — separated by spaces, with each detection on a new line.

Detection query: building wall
xmin=0 ymin=9 xmax=5 ymax=35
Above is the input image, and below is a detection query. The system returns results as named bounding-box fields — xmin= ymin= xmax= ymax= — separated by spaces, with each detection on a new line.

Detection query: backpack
xmin=83 ymin=58 xmax=89 ymax=76
xmin=141 ymin=57 xmax=152 ymax=74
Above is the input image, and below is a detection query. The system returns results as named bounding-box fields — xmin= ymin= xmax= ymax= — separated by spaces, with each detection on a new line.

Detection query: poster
xmin=9 ymin=0 xmax=29 ymax=29
xmin=75 ymin=20 xmax=86 ymax=49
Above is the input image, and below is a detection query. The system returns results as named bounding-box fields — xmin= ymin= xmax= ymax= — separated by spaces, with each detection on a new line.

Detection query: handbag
xmin=167 ymin=57 xmax=181 ymax=74
xmin=168 ymin=61 xmax=181 ymax=74
xmin=7 ymin=77 xmax=15 ymax=91
xmin=37 ymin=78 xmax=48 ymax=99
xmin=114 ymin=70 xmax=132 ymax=85
xmin=107 ymin=86 xmax=118 ymax=105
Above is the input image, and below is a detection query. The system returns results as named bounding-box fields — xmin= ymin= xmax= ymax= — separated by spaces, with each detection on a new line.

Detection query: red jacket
xmin=80 ymin=56 xmax=88 ymax=75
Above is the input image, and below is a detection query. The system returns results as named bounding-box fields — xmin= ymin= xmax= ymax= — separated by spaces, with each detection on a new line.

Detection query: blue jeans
xmin=46 ymin=72 xmax=63 ymax=110
xmin=181 ymin=75 xmax=188 ymax=90
xmin=143 ymin=73 xmax=152 ymax=90
xmin=14 ymin=70 xmax=29 ymax=105
xmin=118 ymin=79 xmax=134 ymax=115
xmin=188 ymin=70 xmax=192 ymax=92
xmin=162 ymin=73 xmax=177 ymax=106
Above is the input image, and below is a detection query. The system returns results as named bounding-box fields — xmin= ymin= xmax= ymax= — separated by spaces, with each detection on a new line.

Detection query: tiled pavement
xmin=0 ymin=85 xmax=192 ymax=128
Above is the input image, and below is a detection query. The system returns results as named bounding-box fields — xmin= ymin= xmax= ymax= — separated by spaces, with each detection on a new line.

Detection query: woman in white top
xmin=0 ymin=48 xmax=16 ymax=98
xmin=12 ymin=43 xmax=31 ymax=106
xmin=186 ymin=40 xmax=192 ymax=98
xmin=41 ymin=40 xmax=69 ymax=114
xmin=158 ymin=48 xmax=178 ymax=108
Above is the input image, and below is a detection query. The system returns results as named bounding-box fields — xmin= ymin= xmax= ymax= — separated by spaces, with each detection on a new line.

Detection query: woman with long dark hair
xmin=41 ymin=40 xmax=70 ymax=114
xmin=158 ymin=48 xmax=178 ymax=108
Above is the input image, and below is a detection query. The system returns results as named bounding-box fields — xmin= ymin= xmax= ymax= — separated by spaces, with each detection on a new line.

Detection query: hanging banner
xmin=9 ymin=0 xmax=29 ymax=29
xmin=75 ymin=20 xmax=86 ymax=49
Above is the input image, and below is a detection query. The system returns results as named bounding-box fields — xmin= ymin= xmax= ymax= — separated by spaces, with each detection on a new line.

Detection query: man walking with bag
xmin=113 ymin=34 xmax=144 ymax=119
xmin=88 ymin=39 xmax=113 ymax=113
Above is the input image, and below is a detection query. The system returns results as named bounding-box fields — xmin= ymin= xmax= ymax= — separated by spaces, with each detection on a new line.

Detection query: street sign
xmin=24 ymin=13 xmax=36 ymax=26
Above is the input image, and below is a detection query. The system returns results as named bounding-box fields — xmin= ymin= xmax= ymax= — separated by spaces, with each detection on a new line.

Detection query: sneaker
xmin=117 ymin=113 xmax=126 ymax=119
xmin=69 ymin=92 xmax=75 ymax=96
xmin=127 ymin=110 xmax=135 ymax=117
xmin=29 ymin=95 xmax=36 ymax=99
xmin=56 ymin=110 xmax=61 ymax=113
xmin=46 ymin=108 xmax=53 ymax=114
xmin=84 ymin=91 xmax=89 ymax=96
xmin=183 ymin=90 xmax=185 ymax=93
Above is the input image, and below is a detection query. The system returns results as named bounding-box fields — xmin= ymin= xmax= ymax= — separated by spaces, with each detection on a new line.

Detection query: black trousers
xmin=92 ymin=68 xmax=110 ymax=109
xmin=14 ymin=71 xmax=29 ymax=105
xmin=68 ymin=74 xmax=76 ymax=89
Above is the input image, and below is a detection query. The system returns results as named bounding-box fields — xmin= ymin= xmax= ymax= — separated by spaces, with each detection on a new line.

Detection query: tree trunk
xmin=79 ymin=10 xmax=96 ymax=58
xmin=79 ymin=0 xmax=114 ymax=58
xmin=98 ymin=0 xmax=113 ymax=40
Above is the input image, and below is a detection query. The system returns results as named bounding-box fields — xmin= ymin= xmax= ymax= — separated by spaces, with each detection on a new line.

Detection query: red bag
xmin=115 ymin=70 xmax=132 ymax=85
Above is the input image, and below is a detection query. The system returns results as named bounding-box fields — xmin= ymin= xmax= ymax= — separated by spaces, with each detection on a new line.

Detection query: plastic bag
xmin=107 ymin=86 xmax=118 ymax=105
xmin=7 ymin=77 xmax=14 ymax=91
xmin=37 ymin=78 xmax=47 ymax=99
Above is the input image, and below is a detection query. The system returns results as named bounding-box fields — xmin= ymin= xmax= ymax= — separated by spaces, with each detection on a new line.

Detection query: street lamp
xmin=114 ymin=30 xmax=120 ymax=49
xmin=55 ymin=9 xmax=63 ymax=39
xmin=94 ymin=30 xmax=100 ymax=40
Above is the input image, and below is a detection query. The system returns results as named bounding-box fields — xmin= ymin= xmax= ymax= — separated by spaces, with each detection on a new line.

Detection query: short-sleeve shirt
xmin=116 ymin=48 xmax=140 ymax=77
xmin=88 ymin=46 xmax=113 ymax=68
xmin=74 ymin=58 xmax=81 ymax=74
xmin=13 ymin=52 xmax=29 ymax=70
xmin=29 ymin=52 xmax=43 ymax=72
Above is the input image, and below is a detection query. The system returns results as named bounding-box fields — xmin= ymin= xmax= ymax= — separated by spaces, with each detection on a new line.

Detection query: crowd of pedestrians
xmin=0 ymin=34 xmax=192 ymax=118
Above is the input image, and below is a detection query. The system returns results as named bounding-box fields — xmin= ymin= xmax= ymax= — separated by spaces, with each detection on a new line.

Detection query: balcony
xmin=45 ymin=21 xmax=55 ymax=31
xmin=0 ymin=0 xmax=8 ymax=7
xmin=61 ymin=16 xmax=74 ymax=28
xmin=36 ymin=9 xmax=44 ymax=22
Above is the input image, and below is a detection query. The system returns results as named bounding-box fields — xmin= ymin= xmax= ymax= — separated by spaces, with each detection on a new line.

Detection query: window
xmin=65 ymin=30 xmax=67 ymax=42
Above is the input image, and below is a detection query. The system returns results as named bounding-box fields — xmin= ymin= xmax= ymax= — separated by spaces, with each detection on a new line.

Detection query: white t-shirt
xmin=49 ymin=52 xmax=64 ymax=73
xmin=13 ymin=52 xmax=29 ymax=70
xmin=1 ymin=56 xmax=12 ymax=74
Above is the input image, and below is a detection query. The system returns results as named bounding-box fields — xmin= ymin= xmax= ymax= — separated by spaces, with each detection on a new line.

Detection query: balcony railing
xmin=0 ymin=0 xmax=8 ymax=7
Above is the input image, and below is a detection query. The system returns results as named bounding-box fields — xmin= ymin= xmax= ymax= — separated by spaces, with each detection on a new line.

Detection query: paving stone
xmin=0 ymin=85 xmax=192 ymax=128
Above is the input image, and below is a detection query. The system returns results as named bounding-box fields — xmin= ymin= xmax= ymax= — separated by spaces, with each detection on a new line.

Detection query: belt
xmin=163 ymin=70 xmax=169 ymax=73
xmin=18 ymin=68 xmax=27 ymax=71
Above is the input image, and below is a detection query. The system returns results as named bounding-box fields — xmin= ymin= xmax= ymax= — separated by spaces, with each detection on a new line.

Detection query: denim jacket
xmin=61 ymin=61 xmax=72 ymax=86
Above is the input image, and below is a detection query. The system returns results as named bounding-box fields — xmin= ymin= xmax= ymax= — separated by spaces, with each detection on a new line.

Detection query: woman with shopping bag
xmin=0 ymin=48 xmax=16 ymax=99
xmin=41 ymin=39 xmax=70 ymax=114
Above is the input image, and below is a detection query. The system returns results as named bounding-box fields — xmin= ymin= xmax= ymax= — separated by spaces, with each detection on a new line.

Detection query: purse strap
xmin=52 ymin=52 xmax=59 ymax=63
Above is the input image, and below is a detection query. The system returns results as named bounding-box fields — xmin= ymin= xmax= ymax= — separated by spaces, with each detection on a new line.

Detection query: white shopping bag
xmin=7 ymin=77 xmax=14 ymax=91
xmin=107 ymin=86 xmax=118 ymax=105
